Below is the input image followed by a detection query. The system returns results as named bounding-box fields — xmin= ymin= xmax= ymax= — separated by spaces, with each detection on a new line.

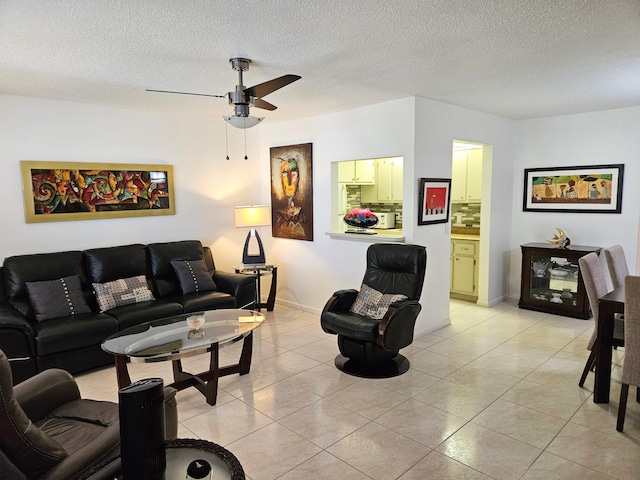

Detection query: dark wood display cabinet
xmin=519 ymin=243 xmax=601 ymax=319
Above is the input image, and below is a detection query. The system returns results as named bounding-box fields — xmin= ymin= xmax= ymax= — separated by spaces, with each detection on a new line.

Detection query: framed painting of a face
xmin=270 ymin=143 xmax=313 ymax=241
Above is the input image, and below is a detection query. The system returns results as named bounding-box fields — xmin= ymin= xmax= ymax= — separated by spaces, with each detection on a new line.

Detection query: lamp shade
xmin=235 ymin=205 xmax=271 ymax=228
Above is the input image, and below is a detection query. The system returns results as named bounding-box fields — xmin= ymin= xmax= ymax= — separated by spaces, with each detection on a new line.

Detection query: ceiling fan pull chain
xmin=244 ymin=127 xmax=248 ymax=160
xmin=225 ymin=122 xmax=230 ymax=160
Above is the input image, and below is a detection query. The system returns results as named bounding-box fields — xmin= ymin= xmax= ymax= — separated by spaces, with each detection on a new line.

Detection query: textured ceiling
xmin=1 ymin=0 xmax=639 ymax=123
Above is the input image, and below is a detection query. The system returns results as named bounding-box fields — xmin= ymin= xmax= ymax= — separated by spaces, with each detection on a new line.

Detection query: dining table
xmin=593 ymin=285 xmax=625 ymax=403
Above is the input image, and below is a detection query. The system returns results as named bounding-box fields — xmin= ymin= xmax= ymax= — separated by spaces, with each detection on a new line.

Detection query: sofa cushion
xmin=26 ymin=275 xmax=92 ymax=322
xmin=103 ymin=299 xmax=184 ymax=330
xmin=85 ymin=244 xmax=148 ymax=283
xmin=33 ymin=313 xmax=120 ymax=356
xmin=147 ymin=240 xmax=208 ymax=298
xmin=180 ymin=291 xmax=236 ymax=313
xmin=93 ymin=275 xmax=155 ymax=312
xmin=350 ymin=284 xmax=407 ymax=320
xmin=171 ymin=259 xmax=217 ymax=294
xmin=0 ymin=350 xmax=68 ymax=478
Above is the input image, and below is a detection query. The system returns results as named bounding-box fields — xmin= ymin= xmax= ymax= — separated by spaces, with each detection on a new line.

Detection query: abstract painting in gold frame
xmin=21 ymin=161 xmax=175 ymax=223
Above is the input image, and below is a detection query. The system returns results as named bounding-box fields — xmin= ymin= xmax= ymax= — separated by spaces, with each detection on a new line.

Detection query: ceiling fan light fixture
xmin=223 ymin=115 xmax=264 ymax=129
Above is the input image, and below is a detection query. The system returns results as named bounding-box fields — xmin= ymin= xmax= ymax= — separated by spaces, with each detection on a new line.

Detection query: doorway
xmin=450 ymin=140 xmax=487 ymax=304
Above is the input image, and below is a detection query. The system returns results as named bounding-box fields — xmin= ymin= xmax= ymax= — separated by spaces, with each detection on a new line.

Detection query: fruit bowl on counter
xmin=343 ymin=208 xmax=378 ymax=234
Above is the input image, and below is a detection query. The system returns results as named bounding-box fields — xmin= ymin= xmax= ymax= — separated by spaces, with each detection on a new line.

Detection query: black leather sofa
xmin=0 ymin=240 xmax=256 ymax=384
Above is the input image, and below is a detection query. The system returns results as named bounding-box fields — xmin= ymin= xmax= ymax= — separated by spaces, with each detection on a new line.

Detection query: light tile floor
xmin=76 ymin=299 xmax=640 ymax=480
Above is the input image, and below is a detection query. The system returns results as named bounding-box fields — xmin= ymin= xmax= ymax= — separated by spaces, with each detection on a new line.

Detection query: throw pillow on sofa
xmin=170 ymin=259 xmax=217 ymax=294
xmin=93 ymin=275 xmax=155 ymax=312
xmin=350 ymin=284 xmax=407 ymax=320
xmin=26 ymin=275 xmax=92 ymax=322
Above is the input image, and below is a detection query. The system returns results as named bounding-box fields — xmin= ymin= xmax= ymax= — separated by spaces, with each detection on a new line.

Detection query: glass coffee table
xmin=102 ymin=309 xmax=264 ymax=405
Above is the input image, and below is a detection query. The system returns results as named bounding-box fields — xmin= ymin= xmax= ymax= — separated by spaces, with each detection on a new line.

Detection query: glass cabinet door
xmin=529 ymin=254 xmax=579 ymax=306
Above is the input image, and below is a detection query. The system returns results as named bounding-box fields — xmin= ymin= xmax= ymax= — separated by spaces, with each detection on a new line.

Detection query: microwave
xmin=370 ymin=212 xmax=395 ymax=229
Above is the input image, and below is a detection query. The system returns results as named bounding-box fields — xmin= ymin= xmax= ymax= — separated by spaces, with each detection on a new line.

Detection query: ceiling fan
xmin=147 ymin=57 xmax=301 ymax=128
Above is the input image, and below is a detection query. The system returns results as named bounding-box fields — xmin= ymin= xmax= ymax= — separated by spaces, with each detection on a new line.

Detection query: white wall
xmin=259 ymin=97 xmax=517 ymax=337
xmin=0 ymin=95 xmax=261 ymax=270
xmin=414 ymin=98 xmax=517 ymax=314
xmin=258 ymin=97 xmax=416 ymax=312
xmin=509 ymin=106 xmax=640 ymax=296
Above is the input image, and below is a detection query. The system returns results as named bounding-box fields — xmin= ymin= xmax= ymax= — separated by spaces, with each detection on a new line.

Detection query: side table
xmin=235 ymin=264 xmax=278 ymax=311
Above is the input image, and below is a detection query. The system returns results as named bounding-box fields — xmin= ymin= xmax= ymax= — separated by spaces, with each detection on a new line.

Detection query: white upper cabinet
xmin=451 ymin=149 xmax=482 ymax=202
xmin=337 ymin=160 xmax=376 ymax=184
xmin=361 ymin=157 xmax=403 ymax=203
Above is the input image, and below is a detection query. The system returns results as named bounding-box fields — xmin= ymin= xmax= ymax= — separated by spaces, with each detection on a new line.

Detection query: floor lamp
xmin=235 ymin=205 xmax=271 ymax=265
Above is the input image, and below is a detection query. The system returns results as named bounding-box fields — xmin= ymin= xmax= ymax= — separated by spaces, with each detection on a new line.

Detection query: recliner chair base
xmin=335 ymin=335 xmax=410 ymax=378
xmin=334 ymin=353 xmax=410 ymax=378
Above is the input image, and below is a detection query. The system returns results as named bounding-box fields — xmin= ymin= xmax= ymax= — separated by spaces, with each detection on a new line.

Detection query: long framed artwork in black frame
xmin=523 ymin=164 xmax=624 ymax=213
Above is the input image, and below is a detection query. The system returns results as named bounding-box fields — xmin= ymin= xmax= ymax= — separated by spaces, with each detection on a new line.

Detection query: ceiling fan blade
xmin=244 ymin=74 xmax=301 ymax=98
xmin=254 ymin=98 xmax=277 ymax=111
xmin=146 ymin=89 xmax=226 ymax=98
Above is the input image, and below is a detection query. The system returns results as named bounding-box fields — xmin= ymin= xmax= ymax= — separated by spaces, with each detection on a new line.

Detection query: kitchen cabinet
xmin=337 ymin=159 xmax=375 ymax=184
xmin=451 ymin=149 xmax=482 ymax=202
xmin=518 ymin=243 xmax=601 ymax=319
xmin=450 ymin=238 xmax=479 ymax=299
xmin=361 ymin=157 xmax=403 ymax=203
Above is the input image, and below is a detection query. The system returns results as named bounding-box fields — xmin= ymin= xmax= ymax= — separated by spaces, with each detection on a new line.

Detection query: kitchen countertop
xmin=451 ymin=233 xmax=480 ymax=240
xmin=451 ymin=226 xmax=480 ymax=236
xmin=326 ymin=228 xmax=405 ymax=243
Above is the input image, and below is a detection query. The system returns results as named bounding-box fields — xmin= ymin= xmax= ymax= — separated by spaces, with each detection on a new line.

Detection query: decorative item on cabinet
xmin=547 ymin=227 xmax=571 ymax=248
xmin=518 ymin=243 xmax=601 ymax=319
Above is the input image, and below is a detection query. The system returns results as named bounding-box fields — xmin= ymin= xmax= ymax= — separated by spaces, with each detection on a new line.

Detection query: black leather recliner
xmin=0 ymin=349 xmax=178 ymax=480
xmin=321 ymin=243 xmax=426 ymax=378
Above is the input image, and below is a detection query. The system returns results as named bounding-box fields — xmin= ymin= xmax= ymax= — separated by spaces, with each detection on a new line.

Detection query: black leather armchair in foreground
xmin=0 ymin=349 xmax=177 ymax=479
xmin=321 ymin=243 xmax=426 ymax=378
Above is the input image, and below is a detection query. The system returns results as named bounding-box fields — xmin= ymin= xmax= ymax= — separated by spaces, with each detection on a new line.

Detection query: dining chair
xmin=578 ymin=252 xmax=624 ymax=387
xmin=604 ymin=245 xmax=630 ymax=290
xmin=617 ymin=275 xmax=640 ymax=432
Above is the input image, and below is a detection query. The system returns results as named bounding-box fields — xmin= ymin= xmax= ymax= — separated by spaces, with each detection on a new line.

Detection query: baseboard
xmin=274 ymin=298 xmax=322 ymax=315
xmin=477 ymin=294 xmax=509 ymax=307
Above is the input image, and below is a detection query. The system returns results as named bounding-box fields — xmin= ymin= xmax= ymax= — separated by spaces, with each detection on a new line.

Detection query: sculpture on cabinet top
xmin=548 ymin=228 xmax=571 ymax=248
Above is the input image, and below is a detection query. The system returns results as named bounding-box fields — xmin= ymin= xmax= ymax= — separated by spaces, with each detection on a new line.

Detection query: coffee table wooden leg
xmin=239 ymin=332 xmax=253 ymax=375
xmin=172 ymin=358 xmax=186 ymax=383
xmin=205 ymin=345 xmax=220 ymax=405
xmin=114 ymin=354 xmax=132 ymax=389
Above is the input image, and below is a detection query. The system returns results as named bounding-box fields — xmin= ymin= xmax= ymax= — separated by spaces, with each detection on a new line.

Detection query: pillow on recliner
xmin=171 ymin=259 xmax=217 ymax=294
xmin=350 ymin=284 xmax=407 ymax=320
xmin=93 ymin=275 xmax=156 ymax=312
xmin=0 ymin=350 xmax=68 ymax=478
xmin=26 ymin=275 xmax=92 ymax=322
